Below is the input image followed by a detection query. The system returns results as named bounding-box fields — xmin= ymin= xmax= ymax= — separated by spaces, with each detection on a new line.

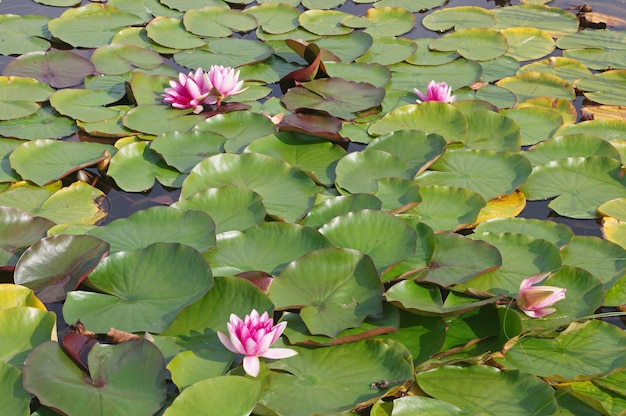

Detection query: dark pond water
xmin=1 ymin=0 xmax=625 ymax=236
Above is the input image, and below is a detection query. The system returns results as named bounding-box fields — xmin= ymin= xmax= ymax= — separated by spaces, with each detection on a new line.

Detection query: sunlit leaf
xmin=428 ymin=28 xmax=509 ymax=61
xmin=491 ymin=4 xmax=579 ymax=37
xmin=422 ymin=6 xmax=496 ymax=31
xmin=183 ymin=7 xmax=258 ymax=37
xmin=0 ymin=15 xmax=50 ymax=56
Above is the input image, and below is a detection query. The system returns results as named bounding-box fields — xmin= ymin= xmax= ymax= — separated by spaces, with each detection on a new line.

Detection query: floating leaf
xmin=490 ymin=4 xmax=579 ymax=37
xmin=422 ymin=6 xmax=496 ymax=31
xmin=194 ymin=111 xmax=276 ymax=153
xmin=342 ymin=7 xmax=415 ymax=38
xmin=0 ymin=206 xmax=54 ymax=268
xmin=415 ymin=149 xmax=532 ymax=201
xmin=474 ymin=217 xmax=574 ymax=247
xmin=63 ymin=243 xmax=213 ymax=333
xmin=524 ymin=134 xmax=621 ymax=167
xmin=500 ymin=107 xmax=563 ymax=146
xmin=0 ymin=306 xmax=56 ymax=368
xmin=181 ymin=153 xmax=320 ymax=222
xmin=517 ymin=56 xmax=592 ymax=83
xmin=428 ymin=28 xmax=509 ymax=61
xmin=174 ymin=38 xmax=273 ymax=69
xmin=500 ymin=320 xmax=626 ymax=380
xmin=574 ymin=70 xmax=626 ymax=106
xmin=48 ymin=4 xmax=146 ymax=48
xmin=335 ymin=150 xmax=413 ymax=194
xmin=14 ymin=235 xmax=109 ymax=303
xmin=163 ymin=376 xmax=259 ymax=415
xmin=206 ymin=222 xmax=332 ymax=277
xmin=501 ymin=27 xmax=555 ymax=61
xmin=0 ymin=106 xmax=77 ymax=141
xmin=23 ymin=340 xmax=167 ymax=416
xmin=86 ymin=206 xmax=216 ymax=253
xmin=416 ymin=365 xmax=557 ymax=415
xmin=0 ymin=76 xmax=54 ymax=121
xmin=90 ymin=43 xmax=163 ymax=75
xmin=557 ymin=29 xmax=626 ymax=70
xmin=497 ymin=72 xmax=575 ymax=103
xmin=355 ymin=36 xmax=417 ymax=65
xmin=0 ymin=15 xmax=50 ymax=56
xmin=183 ymin=7 xmax=257 ymax=37
xmin=319 ymin=209 xmax=417 ymax=274
xmin=521 ymin=156 xmax=626 ymax=219
xmin=244 ymin=3 xmax=300 ymax=34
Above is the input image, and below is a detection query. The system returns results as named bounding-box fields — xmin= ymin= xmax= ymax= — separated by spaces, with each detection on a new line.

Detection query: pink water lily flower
xmin=217 ymin=309 xmax=297 ymax=377
xmin=162 ymin=67 xmax=213 ymax=114
xmin=207 ymin=65 xmax=246 ymax=106
xmin=414 ymin=80 xmax=457 ymax=103
xmin=516 ymin=273 xmax=566 ymax=318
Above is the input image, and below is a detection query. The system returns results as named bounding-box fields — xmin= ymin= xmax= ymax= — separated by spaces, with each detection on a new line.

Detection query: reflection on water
xmin=0 ymin=0 xmax=621 ymax=236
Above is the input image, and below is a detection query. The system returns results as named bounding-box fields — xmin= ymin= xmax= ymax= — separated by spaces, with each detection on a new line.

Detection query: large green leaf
xmin=63 ymin=243 xmax=213 ymax=333
xmin=0 ymin=15 xmax=50 ymax=56
xmin=0 ymin=361 xmax=30 ymax=416
xmin=490 ymin=4 xmax=579 ymax=37
xmin=150 ymin=130 xmax=226 ymax=173
xmin=0 ymin=106 xmax=76 ymax=141
xmin=369 ymin=103 xmax=468 ymax=142
xmin=122 ymin=105 xmax=205 ymax=135
xmin=0 ymin=138 xmax=21 ymax=183
xmin=417 ymin=365 xmax=557 ymax=415
xmin=557 ymin=29 xmax=626 ymax=70
xmin=342 ymin=7 xmax=415 ymax=38
xmin=49 ymin=89 xmax=121 ymax=122
xmin=86 ymin=206 xmax=215 ymax=253
xmin=9 ymin=139 xmax=115 ymax=186
xmin=334 ymin=150 xmax=414 ymax=194
xmin=497 ymin=72 xmax=575 ymax=103
xmin=428 ymin=28 xmax=508 ymax=61
xmin=520 ymin=156 xmax=626 ymax=219
xmin=415 ymin=149 xmax=532 ymax=201
xmin=319 ymin=209 xmax=417 ymax=274
xmin=23 ymin=340 xmax=166 ymax=416
xmin=270 ymin=247 xmax=383 ymax=337
xmin=90 ymin=43 xmax=163 ymax=75
xmin=0 ymin=206 xmax=54 ymax=268
xmin=422 ymin=6 xmax=496 ymax=31
xmin=0 ymin=76 xmax=53 ymax=121
xmin=261 ymin=339 xmax=413 ymax=416
xmin=181 ymin=153 xmax=320 ymax=222
xmin=500 ymin=320 xmax=626 ymax=380
xmin=0 ymin=306 xmax=55 ymax=368
xmin=205 ymin=222 xmax=332 ymax=277
xmin=500 ymin=107 xmax=563 ymax=146
xmin=464 ymin=110 xmax=521 ymax=152
xmin=183 ymin=7 xmax=258 ymax=37
xmin=300 ymin=194 xmax=382 ymax=228
xmin=163 ymin=376 xmax=260 ymax=415
xmin=523 ymin=134 xmax=621 ymax=167
xmin=14 ymin=235 xmax=109 ymax=303
xmin=48 ymin=4 xmax=146 ymax=47
xmin=244 ymin=3 xmax=300 ymax=34
xmin=193 ymin=111 xmax=276 ymax=154
xmin=501 ymin=27 xmax=555 ymax=61
xmin=174 ymin=38 xmax=273 ymax=68
xmin=473 ymin=217 xmax=574 ymax=247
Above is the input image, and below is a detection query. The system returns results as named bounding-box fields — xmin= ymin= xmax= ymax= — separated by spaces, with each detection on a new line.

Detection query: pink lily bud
xmin=217 ymin=309 xmax=297 ymax=377
xmin=516 ymin=273 xmax=566 ymax=318
xmin=414 ymin=80 xmax=457 ymax=104
xmin=207 ymin=65 xmax=246 ymax=106
xmin=162 ymin=67 xmax=214 ymax=114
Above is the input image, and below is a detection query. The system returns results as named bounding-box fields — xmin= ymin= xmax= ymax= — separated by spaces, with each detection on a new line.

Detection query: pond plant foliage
xmin=1 ymin=0 xmax=626 ymax=414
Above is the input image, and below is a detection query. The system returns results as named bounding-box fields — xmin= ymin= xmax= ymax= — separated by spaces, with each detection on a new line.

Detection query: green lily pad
xmin=334 ymin=150 xmax=413 ymax=194
xmin=163 ymin=376 xmax=259 ymax=415
xmin=194 ymin=111 xmax=276 ymax=153
xmin=0 ymin=138 xmax=21 ymax=183
xmin=0 ymin=181 xmax=107 ymax=225
xmin=500 ymin=107 xmax=563 ymax=146
xmin=14 ymin=234 xmax=109 ymax=303
xmin=102 ymin=141 xmax=186 ymax=192
xmin=0 ymin=106 xmax=77 ymax=141
xmin=501 ymin=27 xmax=555 ymax=61
xmin=0 ymin=306 xmax=56 ymax=368
xmin=465 ymin=110 xmax=521 ymax=152
xmin=497 ymin=72 xmax=575 ymax=103
xmin=0 ymin=361 xmax=30 ymax=415
xmin=301 ymin=194 xmax=382 ymax=228
xmin=112 ymin=27 xmax=181 ymax=55
xmin=415 ymin=149 xmax=532 ymax=201
xmin=0 ymin=206 xmax=54 ymax=268
xmin=297 ymin=10 xmax=352 ymax=36
xmin=428 ymin=28 xmax=509 ymax=61
xmin=355 ymin=36 xmax=417 ymax=65
xmin=422 ymin=6 xmax=496 ymax=31
xmin=90 ymin=43 xmax=163 ymax=75
xmin=0 ymin=14 xmax=50 ymax=56
xmin=460 ymin=232 xmax=562 ymax=296
xmin=145 ymin=16 xmax=206 ymax=50
xmin=517 ymin=57 xmax=592 ymax=83
xmin=342 ymin=7 xmax=415 ymax=38
xmin=122 ymin=105 xmax=205 ymax=136
xmin=49 ymin=89 xmax=122 ymax=122
xmin=167 ymin=349 xmax=233 ymax=390
xmin=173 ymin=186 xmax=266 ymax=234
xmin=553 ymin=119 xmax=626 ymax=143
xmin=9 ymin=139 xmax=114 ymax=186
xmin=48 ymin=4 xmax=146 ymax=48
xmin=261 ymin=339 xmax=413 ymax=416
xmin=206 ymin=222 xmax=332 ymax=277
xmin=244 ymin=3 xmax=300 ymax=34
xmin=150 ymin=130 xmax=226 ymax=173
xmin=23 ymin=340 xmax=166 ymax=416
xmin=369 ymin=102 xmax=468 ymax=142
xmin=86 ymin=206 xmax=216 ymax=253
xmin=174 ymin=38 xmax=273 ymax=69
xmin=500 ymin=320 xmax=626 ymax=380
xmin=183 ymin=7 xmax=257 ymax=37
xmin=523 ymin=134 xmax=622 ymax=167
xmin=63 ymin=243 xmax=214 ymax=333
xmin=181 ymin=153 xmax=320 ymax=222
xmin=575 ymin=70 xmax=626 ymax=105
xmin=403 ymin=186 xmax=486 ymax=232
xmin=388 ymin=60 xmax=482 ymax=93
xmin=479 ymin=55 xmax=520 ymax=82
xmin=0 ymin=76 xmax=54 ymax=121
xmin=417 ymin=365 xmax=557 ymax=415
xmin=490 ymin=4 xmax=579 ymax=37
xmin=557 ymin=29 xmax=626 ymax=70
xmin=245 ymin=131 xmax=346 ymax=186
xmin=406 ymin=38 xmax=459 ymax=66
xmin=270 ymin=247 xmax=383 ymax=337
xmin=319 ymin=209 xmax=417 ymax=274
xmin=373 ymin=0 xmax=445 ymax=12
xmin=521 ymin=156 xmax=626 ymax=219
xmin=474 ymin=217 xmax=574 ymax=247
